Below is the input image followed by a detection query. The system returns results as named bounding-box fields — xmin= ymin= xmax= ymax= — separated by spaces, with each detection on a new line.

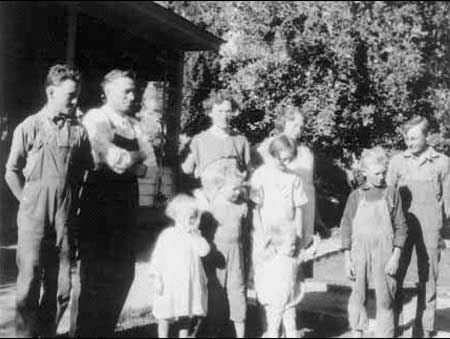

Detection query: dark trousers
xmin=75 ymin=175 xmax=138 ymax=337
xmin=395 ymin=234 xmax=441 ymax=334
xmin=15 ymin=223 xmax=71 ymax=338
xmin=76 ymin=255 xmax=135 ymax=337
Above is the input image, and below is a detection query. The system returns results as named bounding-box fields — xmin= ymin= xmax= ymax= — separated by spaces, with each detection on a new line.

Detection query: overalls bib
xmin=348 ymin=189 xmax=397 ymax=338
xmin=77 ymin=133 xmax=139 ymax=337
xmin=16 ymin=116 xmax=82 ymax=338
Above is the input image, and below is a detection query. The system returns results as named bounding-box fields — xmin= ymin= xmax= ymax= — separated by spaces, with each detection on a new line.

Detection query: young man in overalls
xmin=77 ymin=70 xmax=156 ymax=337
xmin=5 ymin=64 xmax=93 ymax=337
xmin=341 ymin=147 xmax=407 ymax=338
xmin=387 ymin=116 xmax=450 ymax=338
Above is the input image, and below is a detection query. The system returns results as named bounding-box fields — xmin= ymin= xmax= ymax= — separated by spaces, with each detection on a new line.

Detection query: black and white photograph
xmin=0 ymin=1 xmax=449 ymax=338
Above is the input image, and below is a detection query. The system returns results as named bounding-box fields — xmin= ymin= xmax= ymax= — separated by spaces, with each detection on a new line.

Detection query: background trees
xmin=157 ymin=1 xmax=450 ymax=227
xmin=158 ymin=1 xmax=450 ymax=157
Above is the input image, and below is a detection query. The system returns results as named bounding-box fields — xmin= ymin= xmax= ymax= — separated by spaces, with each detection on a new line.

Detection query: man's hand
xmin=345 ymin=250 xmax=356 ymax=280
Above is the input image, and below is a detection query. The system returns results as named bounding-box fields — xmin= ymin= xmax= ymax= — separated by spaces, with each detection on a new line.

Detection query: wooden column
xmin=167 ymin=50 xmax=185 ymax=191
xmin=66 ymin=5 xmax=77 ymax=66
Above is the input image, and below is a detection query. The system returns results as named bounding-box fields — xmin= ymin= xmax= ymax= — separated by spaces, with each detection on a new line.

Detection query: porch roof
xmin=64 ymin=1 xmax=224 ymax=51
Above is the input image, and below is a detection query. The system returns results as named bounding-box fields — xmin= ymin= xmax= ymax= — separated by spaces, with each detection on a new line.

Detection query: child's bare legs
xmin=158 ymin=320 xmax=170 ymax=338
xmin=282 ymin=307 xmax=298 ymax=338
xmin=352 ymin=329 xmax=363 ymax=338
xmin=177 ymin=317 xmax=190 ymax=338
xmin=178 ymin=329 xmax=189 ymax=338
xmin=233 ymin=321 xmax=245 ymax=338
xmin=264 ymin=305 xmax=282 ymax=338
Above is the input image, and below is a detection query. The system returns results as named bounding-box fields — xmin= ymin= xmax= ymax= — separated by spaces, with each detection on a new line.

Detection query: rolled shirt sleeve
xmin=5 ymin=123 xmax=27 ymax=175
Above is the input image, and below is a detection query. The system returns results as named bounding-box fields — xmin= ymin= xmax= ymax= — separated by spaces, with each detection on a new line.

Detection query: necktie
xmin=53 ymin=114 xmax=73 ymax=146
xmin=53 ymin=114 xmax=72 ymax=128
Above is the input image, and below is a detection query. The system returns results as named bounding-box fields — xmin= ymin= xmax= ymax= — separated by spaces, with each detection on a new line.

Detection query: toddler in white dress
xmin=255 ymin=225 xmax=319 ymax=338
xmin=148 ymin=194 xmax=210 ymax=338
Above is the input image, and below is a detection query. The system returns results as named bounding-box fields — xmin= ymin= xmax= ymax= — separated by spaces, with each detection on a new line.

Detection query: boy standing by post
xmin=341 ymin=147 xmax=407 ymax=338
xmin=387 ymin=116 xmax=450 ymax=338
xmin=5 ymin=64 xmax=92 ymax=338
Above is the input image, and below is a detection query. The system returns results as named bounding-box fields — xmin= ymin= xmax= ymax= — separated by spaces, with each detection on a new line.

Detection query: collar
xmin=102 ymin=104 xmax=131 ymax=128
xmin=403 ymin=146 xmax=440 ymax=165
xmin=39 ymin=105 xmax=63 ymax=120
xmin=208 ymin=125 xmax=231 ymax=138
xmin=39 ymin=106 xmax=76 ymax=125
xmin=360 ymin=182 xmax=386 ymax=191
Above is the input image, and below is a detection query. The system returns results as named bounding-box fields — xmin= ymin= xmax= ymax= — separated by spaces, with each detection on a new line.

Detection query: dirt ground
xmin=1 ymin=233 xmax=449 ymax=338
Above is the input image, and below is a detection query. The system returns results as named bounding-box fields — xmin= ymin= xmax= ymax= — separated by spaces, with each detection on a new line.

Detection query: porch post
xmin=66 ymin=4 xmax=77 ymax=66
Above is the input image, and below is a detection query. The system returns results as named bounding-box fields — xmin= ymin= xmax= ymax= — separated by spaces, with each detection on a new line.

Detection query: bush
xmin=158 ymin=1 xmax=450 ymax=227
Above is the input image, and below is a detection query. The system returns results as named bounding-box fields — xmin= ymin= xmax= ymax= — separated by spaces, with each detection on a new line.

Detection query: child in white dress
xmin=148 ymin=194 xmax=210 ymax=338
xmin=255 ymin=225 xmax=319 ymax=338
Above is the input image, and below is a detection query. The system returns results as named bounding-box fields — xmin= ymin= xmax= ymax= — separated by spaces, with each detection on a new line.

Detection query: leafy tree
xmin=158 ymin=1 xmax=450 ymax=160
xmin=158 ymin=1 xmax=450 ymax=227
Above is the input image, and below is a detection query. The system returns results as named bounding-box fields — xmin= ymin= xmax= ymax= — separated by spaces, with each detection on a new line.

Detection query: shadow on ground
xmin=114 ymin=304 xmax=351 ymax=339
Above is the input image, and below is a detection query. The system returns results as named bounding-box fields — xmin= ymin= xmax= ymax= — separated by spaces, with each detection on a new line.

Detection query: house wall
xmin=0 ymin=3 xmax=185 ymax=244
xmin=0 ymin=2 xmax=68 ymax=245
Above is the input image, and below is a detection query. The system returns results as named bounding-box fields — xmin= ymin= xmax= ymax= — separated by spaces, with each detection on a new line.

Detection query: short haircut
xmin=274 ymin=104 xmax=304 ymax=134
xmin=202 ymin=90 xmax=239 ymax=115
xmin=268 ymin=134 xmax=297 ymax=159
xmin=165 ymin=194 xmax=199 ymax=221
xmin=360 ymin=146 xmax=388 ymax=171
xmin=200 ymin=158 xmax=245 ymax=191
xmin=402 ymin=115 xmax=430 ymax=136
xmin=45 ymin=64 xmax=80 ymax=88
xmin=101 ymin=69 xmax=136 ymax=92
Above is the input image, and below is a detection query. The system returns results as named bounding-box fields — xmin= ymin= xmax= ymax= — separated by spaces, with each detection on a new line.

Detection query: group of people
xmin=5 ymin=64 xmax=156 ymax=338
xmin=4 ymin=63 xmax=449 ymax=339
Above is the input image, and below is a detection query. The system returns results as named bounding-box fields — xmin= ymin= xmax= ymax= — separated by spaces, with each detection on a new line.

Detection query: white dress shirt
xmin=82 ymin=105 xmax=156 ymax=174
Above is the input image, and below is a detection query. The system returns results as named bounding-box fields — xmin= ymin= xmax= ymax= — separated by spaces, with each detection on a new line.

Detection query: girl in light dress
xmin=251 ymin=135 xmax=319 ymax=337
xmin=253 ymin=105 xmax=316 ymax=249
xmin=148 ymin=194 xmax=210 ymax=338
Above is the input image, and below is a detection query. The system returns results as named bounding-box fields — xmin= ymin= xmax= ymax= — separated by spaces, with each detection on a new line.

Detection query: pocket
xmin=23 ymin=139 xmax=44 ymax=181
xmin=19 ymin=182 xmax=44 ymax=220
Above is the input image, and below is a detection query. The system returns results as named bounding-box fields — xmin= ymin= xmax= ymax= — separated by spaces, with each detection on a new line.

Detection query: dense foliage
xmin=156 ymin=1 xmax=450 ymax=228
xmin=158 ymin=1 xmax=450 ymax=162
